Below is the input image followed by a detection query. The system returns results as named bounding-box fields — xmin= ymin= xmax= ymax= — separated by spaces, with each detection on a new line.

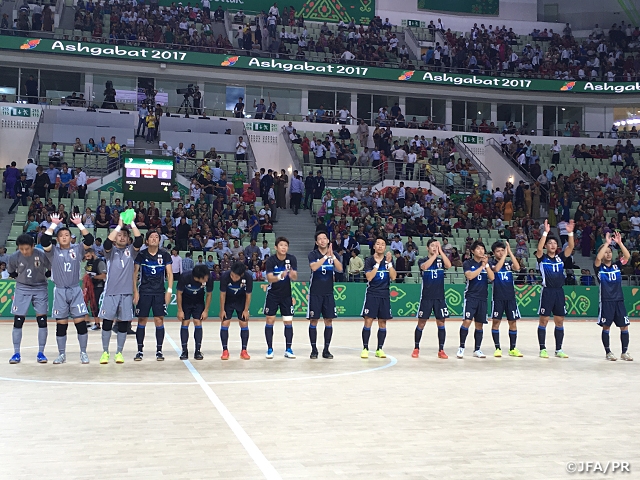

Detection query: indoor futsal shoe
xmin=438 ymin=350 xmax=448 ymax=359
xmin=156 ymin=351 xmax=165 ymax=361
xmin=473 ymin=350 xmax=486 ymax=358
xmin=621 ymin=352 xmax=633 ymax=361
xmin=134 ymin=352 xmax=143 ymax=361
xmin=9 ymin=353 xmax=21 ymax=364
xmin=99 ymin=352 xmax=110 ymax=364
xmin=53 ymin=353 xmax=66 ymax=364
xmin=221 ymin=350 xmax=230 ymax=360
xmin=180 ymin=350 xmax=188 ymax=360
xmin=539 ymin=349 xmax=549 ymax=358
xmin=194 ymin=351 xmax=204 ymax=360
xmin=265 ymin=348 xmax=274 ymax=359
xmin=494 ymin=348 xmax=502 ymax=358
xmin=322 ymin=350 xmax=333 ymax=359
xmin=240 ymin=350 xmax=250 ymax=360
xmin=284 ymin=348 xmax=296 ymax=359
xmin=375 ymin=349 xmax=386 ymax=358
xmin=80 ymin=352 xmax=90 ymax=364
xmin=310 ymin=349 xmax=319 ymax=359
xmin=115 ymin=352 xmax=124 ymax=364
xmin=411 ymin=348 xmax=420 ymax=358
xmin=360 ymin=348 xmax=369 ymax=359
xmin=606 ymin=352 xmax=617 ymax=361
xmin=37 ymin=352 xmax=47 ymax=363
xmin=456 ymin=347 xmax=465 ymax=359
xmin=555 ymin=350 xmax=569 ymax=359
xmin=509 ymin=348 xmax=523 ymax=357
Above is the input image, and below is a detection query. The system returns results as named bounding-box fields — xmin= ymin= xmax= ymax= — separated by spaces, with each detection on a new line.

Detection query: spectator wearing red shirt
xmin=242 ymin=187 xmax=257 ymax=203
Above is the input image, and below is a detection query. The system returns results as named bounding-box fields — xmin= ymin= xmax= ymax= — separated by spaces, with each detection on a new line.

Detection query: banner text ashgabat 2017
xmin=5 ymin=37 xmax=640 ymax=95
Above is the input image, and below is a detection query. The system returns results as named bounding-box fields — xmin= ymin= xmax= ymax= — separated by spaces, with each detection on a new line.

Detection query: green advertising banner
xmin=418 ymin=0 xmax=499 ymax=16
xmin=5 ymin=37 xmax=640 ymax=95
xmin=2 ymin=280 xmax=640 ymax=319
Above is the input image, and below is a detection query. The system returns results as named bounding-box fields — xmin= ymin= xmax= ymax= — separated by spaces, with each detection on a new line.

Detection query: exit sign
xmin=1 ymin=106 xmax=39 ymax=117
xmin=247 ymin=122 xmax=277 ymax=132
xmin=461 ymin=135 xmax=483 ymax=144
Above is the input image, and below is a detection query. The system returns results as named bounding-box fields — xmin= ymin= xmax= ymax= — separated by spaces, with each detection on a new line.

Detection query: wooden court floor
xmin=0 ymin=319 xmax=638 ymax=480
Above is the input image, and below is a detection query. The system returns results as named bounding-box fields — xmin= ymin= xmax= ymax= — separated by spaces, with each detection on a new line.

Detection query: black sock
xmin=194 ymin=326 xmax=203 ymax=351
xmin=220 ymin=326 xmax=229 ymax=350
xmin=537 ymin=326 xmax=546 ymax=350
xmin=621 ymin=330 xmax=629 ymax=353
xmin=474 ymin=329 xmax=483 ymax=351
xmin=414 ymin=326 xmax=423 ymax=349
xmin=509 ymin=329 xmax=517 ymax=350
xmin=309 ymin=324 xmax=317 ymax=351
xmin=554 ymin=326 xmax=564 ymax=351
xmin=602 ymin=329 xmax=611 ymax=354
xmin=362 ymin=326 xmax=371 ymax=349
xmin=265 ymin=324 xmax=273 ymax=349
xmin=323 ymin=326 xmax=332 ymax=351
xmin=437 ymin=325 xmax=446 ymax=351
xmin=459 ymin=325 xmax=469 ymax=348
xmin=377 ymin=328 xmax=386 ymax=350
xmin=240 ymin=327 xmax=249 ymax=350
xmin=491 ymin=329 xmax=500 ymax=349
xmin=284 ymin=324 xmax=293 ymax=349
xmin=180 ymin=325 xmax=188 ymax=351
xmin=155 ymin=326 xmax=164 ymax=352
xmin=136 ymin=325 xmax=145 ymax=352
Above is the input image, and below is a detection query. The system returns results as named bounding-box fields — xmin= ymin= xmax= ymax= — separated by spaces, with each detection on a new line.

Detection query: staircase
xmin=0 ymin=196 xmax=17 ymax=249
xmin=273 ymin=206 xmax=316 ymax=281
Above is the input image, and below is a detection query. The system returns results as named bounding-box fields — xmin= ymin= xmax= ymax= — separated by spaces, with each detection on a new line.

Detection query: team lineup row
xmin=5 ymin=217 xmax=633 ymax=365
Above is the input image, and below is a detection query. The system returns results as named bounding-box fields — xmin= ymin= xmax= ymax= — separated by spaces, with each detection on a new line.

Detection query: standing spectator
xmin=313 ymin=170 xmax=325 ymax=203
xmin=290 ymin=172 xmax=304 ymax=215
xmin=75 ymin=167 xmax=87 ymax=199
xmin=137 ymin=103 xmax=148 ymax=138
xmin=234 ymin=97 xmax=245 ymax=118
xmin=182 ymin=251 xmax=194 ymax=272
xmin=235 ymin=136 xmax=247 ymax=160
xmin=105 ymin=136 xmax=121 ymax=173
xmin=348 ymin=249 xmax=364 ymax=282
xmin=304 ymin=171 xmax=314 ymax=210
xmin=145 ymin=110 xmax=156 ymax=143
xmin=232 ymin=166 xmax=246 ymax=196
xmin=58 ymin=166 xmax=72 ymax=199
xmin=8 ymin=172 xmax=28 ymax=214
xmin=24 ymin=158 xmax=37 ymax=192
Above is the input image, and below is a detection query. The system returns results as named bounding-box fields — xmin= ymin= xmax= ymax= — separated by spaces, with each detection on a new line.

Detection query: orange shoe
xmin=438 ymin=350 xmax=448 ymax=359
xmin=411 ymin=348 xmax=420 ymax=358
xmin=240 ymin=350 xmax=250 ymax=360
xmin=221 ymin=350 xmax=230 ymax=360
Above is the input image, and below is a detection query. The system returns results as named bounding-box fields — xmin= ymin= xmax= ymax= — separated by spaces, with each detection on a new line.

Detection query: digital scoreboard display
xmin=123 ymin=156 xmax=174 ymax=202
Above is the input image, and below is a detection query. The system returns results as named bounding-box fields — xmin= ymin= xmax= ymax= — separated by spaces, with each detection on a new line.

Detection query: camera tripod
xmin=177 ymin=94 xmax=193 ymax=114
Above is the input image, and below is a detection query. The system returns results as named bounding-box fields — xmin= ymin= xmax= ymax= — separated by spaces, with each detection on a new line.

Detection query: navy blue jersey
xmin=219 ymin=270 xmax=253 ymax=303
xmin=463 ymin=259 xmax=488 ymax=299
xmin=595 ymin=260 xmax=624 ymax=302
xmin=309 ymin=249 xmax=339 ymax=296
xmin=135 ymin=248 xmax=173 ymax=295
xmin=417 ymin=256 xmax=445 ymax=300
xmin=364 ymin=255 xmax=392 ymax=298
xmin=489 ymin=258 xmax=515 ymax=301
xmin=265 ymin=253 xmax=297 ymax=297
xmin=177 ymin=270 xmax=214 ymax=305
xmin=537 ymin=253 xmax=566 ymax=289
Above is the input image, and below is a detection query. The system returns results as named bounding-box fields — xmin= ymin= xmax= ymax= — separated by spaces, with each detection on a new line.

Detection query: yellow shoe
xmin=509 ymin=348 xmax=523 ymax=357
xmin=494 ymin=348 xmax=502 ymax=358
xmin=375 ymin=349 xmax=386 ymax=358
xmin=99 ymin=352 xmax=110 ymax=364
xmin=115 ymin=352 xmax=125 ymax=364
xmin=360 ymin=348 xmax=369 ymax=359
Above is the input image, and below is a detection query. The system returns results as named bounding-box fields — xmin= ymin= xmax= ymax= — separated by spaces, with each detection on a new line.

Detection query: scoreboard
xmin=123 ymin=155 xmax=174 ymax=202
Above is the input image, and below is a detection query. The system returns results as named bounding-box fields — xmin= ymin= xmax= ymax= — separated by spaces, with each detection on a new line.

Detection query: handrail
xmin=280 ymin=126 xmax=302 ymax=174
xmin=452 ymin=135 xmax=491 ymax=186
xmin=485 ymin=137 xmax=538 ymax=186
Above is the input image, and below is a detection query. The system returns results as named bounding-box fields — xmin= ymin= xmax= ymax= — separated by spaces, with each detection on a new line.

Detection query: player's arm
xmin=464 ymin=261 xmax=484 ymax=280
xmin=70 ymin=213 xmax=94 ymax=250
xmin=219 ymin=288 xmax=226 ymax=320
xmin=536 ymin=219 xmax=550 ymax=259
xmin=203 ymin=290 xmax=212 ymax=321
xmin=176 ymin=276 xmax=185 ymax=322
xmin=438 ymin=243 xmax=452 ymax=269
xmin=40 ymin=213 xmax=62 ymax=252
xmin=419 ymin=253 xmax=438 ymax=271
xmin=364 ymin=257 xmax=380 ymax=282
xmin=309 ymin=251 xmax=327 ymax=271
xmin=483 ymin=256 xmax=495 ymax=281
xmin=331 ymin=244 xmax=344 ymax=273
xmin=104 ymin=217 xmax=122 ymax=252
xmin=491 ymin=251 xmax=507 ymax=273
xmin=594 ymin=234 xmax=611 ymax=268
xmin=165 ymin=263 xmax=174 ymax=306
xmin=385 ymin=251 xmax=397 ymax=281
xmin=563 ymin=219 xmax=575 ymax=258
xmin=505 ymin=242 xmax=521 ymax=272
xmin=132 ymin=263 xmax=140 ymax=304
xmin=614 ymin=231 xmax=631 ymax=264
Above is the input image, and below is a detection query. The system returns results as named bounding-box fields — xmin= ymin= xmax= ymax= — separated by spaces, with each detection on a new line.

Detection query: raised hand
xmin=328 ymin=243 xmax=334 ymax=258
xmin=566 ymin=219 xmax=575 ymax=233
xmin=544 ymin=219 xmax=551 ymax=233
xmin=613 ymin=231 xmax=623 ymax=245
xmin=385 ymin=251 xmax=393 ymax=263
xmin=605 ymin=231 xmax=612 ymax=246
xmin=70 ymin=213 xmax=82 ymax=225
xmin=50 ymin=213 xmax=62 ymax=225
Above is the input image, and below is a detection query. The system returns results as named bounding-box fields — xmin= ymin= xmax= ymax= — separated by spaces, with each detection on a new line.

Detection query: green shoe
xmin=509 ymin=348 xmax=523 ymax=357
xmin=375 ymin=349 xmax=386 ymax=358
xmin=555 ymin=350 xmax=569 ymax=359
xmin=99 ymin=352 xmax=110 ymax=364
xmin=540 ymin=349 xmax=549 ymax=358
xmin=494 ymin=348 xmax=502 ymax=358
xmin=360 ymin=348 xmax=369 ymax=359
xmin=115 ymin=352 xmax=125 ymax=364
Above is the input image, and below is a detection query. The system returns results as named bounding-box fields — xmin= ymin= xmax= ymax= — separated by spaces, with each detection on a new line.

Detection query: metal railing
xmin=485 ymin=137 xmax=538 ymax=186
xmin=452 ymin=136 xmax=491 ymax=187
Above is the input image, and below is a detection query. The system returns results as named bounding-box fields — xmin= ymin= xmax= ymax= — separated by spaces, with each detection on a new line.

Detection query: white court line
xmin=164 ymin=331 xmax=283 ymax=480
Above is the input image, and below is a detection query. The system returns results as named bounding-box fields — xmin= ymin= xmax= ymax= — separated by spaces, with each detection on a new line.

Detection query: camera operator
xmin=193 ymin=86 xmax=202 ymax=115
xmin=102 ymin=81 xmax=117 ymax=109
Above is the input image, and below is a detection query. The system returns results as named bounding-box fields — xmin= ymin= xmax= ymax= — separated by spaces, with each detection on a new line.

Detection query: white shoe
xmin=53 ymin=353 xmax=66 ymax=364
xmin=80 ymin=352 xmax=90 ymax=364
xmin=456 ymin=347 xmax=464 ymax=359
xmin=265 ymin=348 xmax=274 ymax=359
xmin=284 ymin=348 xmax=296 ymax=359
xmin=473 ymin=350 xmax=486 ymax=358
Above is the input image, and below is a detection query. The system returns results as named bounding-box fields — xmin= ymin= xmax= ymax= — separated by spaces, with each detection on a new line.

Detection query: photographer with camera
xmin=193 ymin=86 xmax=202 ymax=115
xmin=177 ymin=84 xmax=195 ymax=115
xmin=102 ymin=81 xmax=117 ymax=109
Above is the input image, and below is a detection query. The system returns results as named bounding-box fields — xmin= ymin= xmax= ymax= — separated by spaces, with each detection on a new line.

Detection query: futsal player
xmin=594 ymin=231 xmax=632 ymax=361
xmin=489 ymin=241 xmax=522 ymax=357
xmin=99 ymin=217 xmax=143 ymax=364
xmin=8 ymin=234 xmax=51 ymax=364
xmin=307 ymin=231 xmax=343 ymax=359
xmin=535 ymin=219 xmax=574 ymax=359
xmin=264 ymin=237 xmax=298 ymax=359
xmin=219 ymin=261 xmax=253 ymax=360
xmin=42 ymin=213 xmax=94 ymax=365
xmin=177 ymin=264 xmax=213 ymax=360
xmin=413 ymin=238 xmax=451 ymax=359
xmin=361 ymin=236 xmax=397 ymax=359
xmin=133 ymin=230 xmax=173 ymax=361
xmin=457 ymin=241 xmax=494 ymax=359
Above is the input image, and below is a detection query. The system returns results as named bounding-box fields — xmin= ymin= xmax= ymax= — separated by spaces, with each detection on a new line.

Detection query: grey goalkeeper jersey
xmin=104 ymin=244 xmax=138 ymax=295
xmin=46 ymin=244 xmax=84 ymax=288
xmin=7 ymin=250 xmax=50 ymax=290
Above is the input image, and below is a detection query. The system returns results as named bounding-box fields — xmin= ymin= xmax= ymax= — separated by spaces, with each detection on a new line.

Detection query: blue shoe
xmin=284 ymin=348 xmax=296 ymax=359
xmin=37 ymin=352 xmax=48 ymax=364
xmin=265 ymin=348 xmax=274 ymax=359
xmin=9 ymin=353 xmax=21 ymax=364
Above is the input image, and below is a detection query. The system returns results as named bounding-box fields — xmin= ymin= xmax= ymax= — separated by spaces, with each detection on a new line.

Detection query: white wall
xmin=537 ymin=0 xmax=636 ymax=30
xmin=0 ymin=104 xmax=41 ymax=169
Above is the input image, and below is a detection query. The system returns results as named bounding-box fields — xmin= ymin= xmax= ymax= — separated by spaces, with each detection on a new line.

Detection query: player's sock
xmin=12 ymin=328 xmax=22 ymax=354
xmin=537 ymin=326 xmax=546 ymax=350
xmin=38 ymin=326 xmax=47 ymax=353
xmin=491 ymin=329 xmax=500 ymax=350
xmin=116 ymin=331 xmax=127 ymax=354
xmin=474 ymin=329 xmax=483 ymax=351
xmin=554 ymin=326 xmax=564 ymax=351
xmin=194 ymin=326 xmax=203 ymax=351
xmin=438 ymin=325 xmax=446 ymax=350
xmin=240 ymin=327 xmax=249 ymax=350
xmin=377 ymin=328 xmax=386 ymax=350
xmin=180 ymin=325 xmax=189 ymax=350
xmin=414 ymin=326 xmax=423 ymax=349
xmin=155 ymin=325 xmax=165 ymax=352
xmin=220 ymin=325 xmax=229 ymax=350
xmin=265 ymin=323 xmax=274 ymax=349
xmin=284 ymin=324 xmax=293 ymax=349
xmin=309 ymin=324 xmax=317 ymax=350
xmin=509 ymin=329 xmax=517 ymax=350
xmin=362 ymin=326 xmax=371 ymax=349
xmin=101 ymin=329 xmax=111 ymax=352
xmin=621 ymin=330 xmax=630 ymax=354
xmin=136 ymin=324 xmax=146 ymax=352
xmin=323 ymin=325 xmax=332 ymax=351
xmin=78 ymin=332 xmax=88 ymax=353
xmin=602 ymin=329 xmax=611 ymax=354
xmin=459 ymin=325 xmax=469 ymax=348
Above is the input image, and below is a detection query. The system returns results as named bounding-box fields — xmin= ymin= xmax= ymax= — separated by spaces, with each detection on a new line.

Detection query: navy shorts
xmin=224 ymin=301 xmax=247 ymax=321
xmin=264 ymin=294 xmax=293 ymax=317
xmin=538 ymin=288 xmax=566 ymax=317
xmin=361 ymin=295 xmax=392 ymax=320
xmin=307 ymin=294 xmax=337 ymax=320
xmin=136 ymin=294 xmax=166 ymax=318
xmin=182 ymin=302 xmax=205 ymax=320
xmin=598 ymin=301 xmax=629 ymax=328
xmin=463 ymin=298 xmax=487 ymax=324
xmin=491 ymin=298 xmax=521 ymax=321
xmin=417 ymin=298 xmax=449 ymax=320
